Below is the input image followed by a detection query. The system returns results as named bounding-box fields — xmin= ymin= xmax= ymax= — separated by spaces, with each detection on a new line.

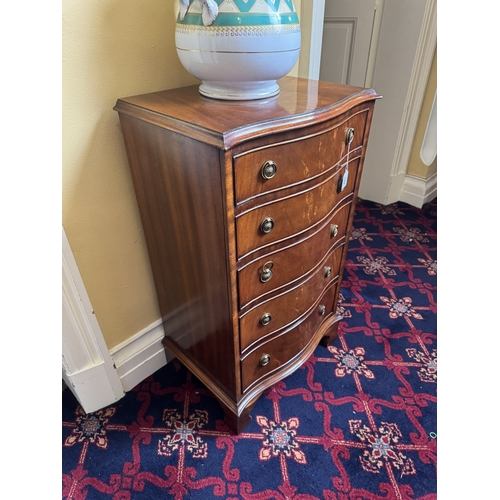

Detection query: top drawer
xmin=233 ymin=107 xmax=368 ymax=204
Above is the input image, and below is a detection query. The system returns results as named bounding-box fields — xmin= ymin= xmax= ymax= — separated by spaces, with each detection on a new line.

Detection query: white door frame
xmin=62 ymin=227 xmax=124 ymax=413
xmin=307 ymin=0 xmax=436 ymax=205
xmin=388 ymin=0 xmax=437 ymax=204
xmin=305 ymin=0 xmax=325 ymax=80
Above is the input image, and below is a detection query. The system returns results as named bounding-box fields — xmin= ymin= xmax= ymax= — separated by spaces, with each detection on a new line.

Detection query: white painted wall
xmin=358 ymin=0 xmax=429 ymax=204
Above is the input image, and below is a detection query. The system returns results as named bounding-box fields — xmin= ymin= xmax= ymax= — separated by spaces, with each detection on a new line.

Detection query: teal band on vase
xmin=229 ymin=0 xmax=296 ymax=13
xmin=178 ymin=12 xmax=300 ymax=26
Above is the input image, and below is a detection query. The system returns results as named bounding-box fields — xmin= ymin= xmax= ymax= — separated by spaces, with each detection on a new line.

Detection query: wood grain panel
xmin=241 ymin=283 xmax=337 ymax=392
xmin=117 ymin=114 xmax=237 ymax=397
xmin=234 ymin=108 xmax=368 ymax=204
xmin=237 ymin=200 xmax=351 ymax=310
xmin=236 ymin=158 xmax=360 ymax=258
xmin=240 ymin=244 xmax=343 ymax=353
xmin=114 ymin=77 xmax=379 ymax=150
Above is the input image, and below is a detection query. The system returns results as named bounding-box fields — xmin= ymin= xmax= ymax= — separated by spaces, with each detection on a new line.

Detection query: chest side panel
xmin=118 ymin=114 xmax=237 ymax=397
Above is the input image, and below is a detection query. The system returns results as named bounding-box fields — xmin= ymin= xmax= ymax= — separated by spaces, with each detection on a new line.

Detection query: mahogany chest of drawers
xmin=114 ymin=77 xmax=379 ymax=433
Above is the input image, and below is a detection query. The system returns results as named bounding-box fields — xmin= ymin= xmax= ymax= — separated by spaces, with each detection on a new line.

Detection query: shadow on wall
xmin=62 ymin=0 xmax=199 ymax=350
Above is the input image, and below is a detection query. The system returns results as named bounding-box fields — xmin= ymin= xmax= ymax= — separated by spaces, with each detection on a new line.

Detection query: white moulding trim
xmin=307 ymin=0 xmax=325 ymax=80
xmin=62 ymin=227 xmax=124 ymax=413
xmin=390 ymin=0 xmax=437 ymax=180
xmin=110 ymin=319 xmax=173 ymax=392
xmin=399 ymin=173 xmax=437 ymax=209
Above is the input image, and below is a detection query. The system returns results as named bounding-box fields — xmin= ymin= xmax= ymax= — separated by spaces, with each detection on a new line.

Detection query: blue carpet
xmin=62 ymin=198 xmax=437 ymax=499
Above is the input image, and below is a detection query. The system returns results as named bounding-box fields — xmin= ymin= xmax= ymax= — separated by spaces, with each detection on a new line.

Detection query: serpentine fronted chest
xmin=114 ymin=77 xmax=380 ymax=433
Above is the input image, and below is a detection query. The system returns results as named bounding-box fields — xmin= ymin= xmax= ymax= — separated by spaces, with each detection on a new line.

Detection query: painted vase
xmin=175 ymin=0 xmax=301 ymax=100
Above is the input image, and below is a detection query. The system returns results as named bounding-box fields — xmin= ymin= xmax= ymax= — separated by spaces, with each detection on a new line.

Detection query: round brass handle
xmin=260 ymin=217 xmax=275 ymax=234
xmin=260 ymin=261 xmax=274 ymax=283
xmin=260 ymin=354 xmax=271 ymax=366
xmin=260 ymin=313 xmax=272 ymax=326
xmin=261 ymin=160 xmax=277 ymax=180
xmin=346 ymin=128 xmax=355 ymax=145
xmin=330 ymin=224 xmax=339 ymax=238
xmin=324 ymin=266 xmax=332 ymax=278
xmin=319 ymin=304 xmax=326 ymax=316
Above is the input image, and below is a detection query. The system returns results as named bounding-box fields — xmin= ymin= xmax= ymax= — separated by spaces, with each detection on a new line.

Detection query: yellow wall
xmin=63 ymin=0 xmax=303 ymax=350
xmin=407 ymin=48 xmax=437 ymax=178
xmin=62 ymin=0 xmax=199 ymax=349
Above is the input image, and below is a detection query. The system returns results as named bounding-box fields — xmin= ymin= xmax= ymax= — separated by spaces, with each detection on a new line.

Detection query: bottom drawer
xmin=241 ymin=282 xmax=337 ymax=392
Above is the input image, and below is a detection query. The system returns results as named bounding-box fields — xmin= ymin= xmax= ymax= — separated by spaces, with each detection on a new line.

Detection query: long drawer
xmin=233 ymin=108 xmax=368 ymax=204
xmin=241 ymin=282 xmax=337 ymax=392
xmin=237 ymin=200 xmax=351 ymax=310
xmin=236 ymin=157 xmax=360 ymax=258
xmin=240 ymin=243 xmax=343 ymax=353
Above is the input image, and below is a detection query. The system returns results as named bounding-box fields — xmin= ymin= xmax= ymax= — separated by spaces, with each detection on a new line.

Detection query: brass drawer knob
xmin=261 ymin=160 xmax=277 ymax=180
xmin=330 ymin=224 xmax=339 ymax=238
xmin=260 ymin=261 xmax=274 ymax=283
xmin=260 ymin=353 xmax=271 ymax=366
xmin=260 ymin=313 xmax=272 ymax=326
xmin=319 ymin=304 xmax=326 ymax=316
xmin=346 ymin=127 xmax=355 ymax=145
xmin=260 ymin=217 xmax=275 ymax=234
xmin=324 ymin=266 xmax=331 ymax=278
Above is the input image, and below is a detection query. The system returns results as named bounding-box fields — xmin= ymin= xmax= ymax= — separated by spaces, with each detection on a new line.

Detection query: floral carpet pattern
xmin=62 ymin=198 xmax=437 ymax=499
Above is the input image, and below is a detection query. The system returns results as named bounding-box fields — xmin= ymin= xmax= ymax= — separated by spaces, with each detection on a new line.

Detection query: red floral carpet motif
xmin=158 ymin=409 xmax=209 ymax=458
xmin=349 ymin=421 xmax=416 ymax=476
xmin=62 ymin=198 xmax=437 ymax=499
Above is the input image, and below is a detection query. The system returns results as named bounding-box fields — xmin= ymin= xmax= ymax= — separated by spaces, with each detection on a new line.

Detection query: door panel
xmin=319 ymin=0 xmax=377 ymax=87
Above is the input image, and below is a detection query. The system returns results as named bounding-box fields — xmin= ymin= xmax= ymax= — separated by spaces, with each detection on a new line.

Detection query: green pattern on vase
xmin=177 ymin=0 xmax=298 ymax=27
xmin=232 ymin=0 xmax=258 ymax=13
xmin=178 ymin=12 xmax=299 ymax=26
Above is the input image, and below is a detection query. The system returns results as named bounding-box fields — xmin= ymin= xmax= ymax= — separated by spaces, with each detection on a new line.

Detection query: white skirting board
xmin=110 ymin=299 xmax=207 ymax=392
xmin=63 ymin=226 xmax=173 ymax=413
xmin=110 ymin=320 xmax=174 ymax=392
xmin=399 ymin=173 xmax=437 ymax=209
xmin=62 ymin=227 xmax=125 ymax=413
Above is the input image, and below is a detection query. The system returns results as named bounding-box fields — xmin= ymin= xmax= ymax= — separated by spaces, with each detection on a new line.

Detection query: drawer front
xmin=238 ymin=201 xmax=351 ymax=309
xmin=241 ymin=283 xmax=337 ymax=392
xmin=240 ymin=244 xmax=343 ymax=353
xmin=234 ymin=109 xmax=368 ymax=204
xmin=236 ymin=158 xmax=359 ymax=258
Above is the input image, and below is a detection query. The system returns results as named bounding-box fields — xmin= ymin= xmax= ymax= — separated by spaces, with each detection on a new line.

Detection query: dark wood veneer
xmin=237 ymin=200 xmax=350 ymax=311
xmin=114 ymin=77 xmax=380 ymax=433
xmin=114 ymin=78 xmax=378 ymax=150
xmin=239 ymin=245 xmax=343 ymax=353
xmin=234 ymin=106 xmax=368 ymax=204
xmin=241 ymin=282 xmax=338 ymax=392
xmin=236 ymin=158 xmax=360 ymax=258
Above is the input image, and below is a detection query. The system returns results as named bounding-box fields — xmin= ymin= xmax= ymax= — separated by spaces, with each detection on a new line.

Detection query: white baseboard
xmin=63 ymin=227 xmax=125 ymax=413
xmin=110 ymin=319 xmax=174 ymax=392
xmin=62 ymin=362 xmax=124 ymax=413
xmin=399 ymin=173 xmax=437 ymax=208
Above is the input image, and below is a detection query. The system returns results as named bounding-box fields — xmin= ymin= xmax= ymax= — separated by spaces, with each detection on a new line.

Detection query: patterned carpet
xmin=62 ymin=198 xmax=437 ymax=499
